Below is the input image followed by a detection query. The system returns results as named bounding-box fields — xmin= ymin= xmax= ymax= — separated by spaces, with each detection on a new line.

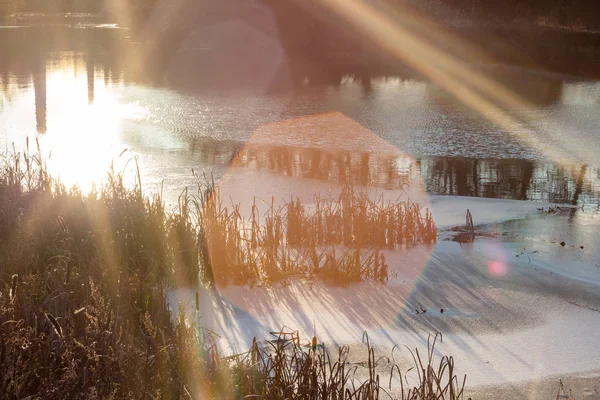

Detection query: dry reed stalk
xmin=193 ymin=183 xmax=436 ymax=285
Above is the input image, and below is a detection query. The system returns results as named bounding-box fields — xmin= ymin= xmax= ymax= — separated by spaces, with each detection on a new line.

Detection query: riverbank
xmin=0 ymin=146 xmax=458 ymax=398
xmin=157 ymin=136 xmax=599 ymax=397
xmin=169 ymin=196 xmax=600 ymax=398
xmin=1 ymin=138 xmax=599 ymax=397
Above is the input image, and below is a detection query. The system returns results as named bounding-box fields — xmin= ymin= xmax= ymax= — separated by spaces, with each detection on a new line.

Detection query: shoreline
xmin=168 ymin=205 xmax=600 ymax=391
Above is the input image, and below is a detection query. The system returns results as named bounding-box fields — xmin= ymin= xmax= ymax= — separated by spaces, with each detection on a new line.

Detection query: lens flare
xmin=184 ymin=112 xmax=436 ymax=346
xmin=487 ymin=260 xmax=507 ymax=277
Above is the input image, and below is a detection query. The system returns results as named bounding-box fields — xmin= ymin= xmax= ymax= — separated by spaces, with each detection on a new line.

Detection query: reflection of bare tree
xmin=360 ymin=72 xmax=372 ymax=97
xmin=308 ymin=149 xmax=322 ymax=180
xmin=33 ymin=51 xmax=46 ymax=134
xmin=359 ymin=152 xmax=369 ymax=186
xmin=472 ymin=159 xmax=479 ymax=197
xmin=183 ymin=137 xmax=599 ymax=205
xmin=572 ymin=165 xmax=588 ymax=206
xmin=230 ymin=144 xmax=414 ymax=190
xmin=547 ymin=165 xmax=572 ymax=204
xmin=519 ymin=161 xmax=533 ymax=200
xmin=568 ymin=164 xmax=588 ymax=219
xmin=1 ymin=73 xmax=12 ymax=102
xmin=454 ymin=159 xmax=469 ymax=196
xmin=86 ymin=48 xmax=95 ymax=105
xmin=427 ymin=159 xmax=449 ymax=194
xmin=420 ymin=157 xmax=596 ymax=205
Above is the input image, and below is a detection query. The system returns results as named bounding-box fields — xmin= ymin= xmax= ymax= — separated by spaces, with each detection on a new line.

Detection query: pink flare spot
xmin=487 ymin=261 xmax=507 ymax=277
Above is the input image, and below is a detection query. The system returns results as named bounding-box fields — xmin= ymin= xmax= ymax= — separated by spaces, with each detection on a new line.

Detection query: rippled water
xmin=1 ymin=26 xmax=599 ymax=208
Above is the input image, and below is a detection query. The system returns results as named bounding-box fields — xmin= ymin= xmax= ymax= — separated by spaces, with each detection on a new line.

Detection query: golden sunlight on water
xmin=4 ymin=56 xmax=146 ymax=193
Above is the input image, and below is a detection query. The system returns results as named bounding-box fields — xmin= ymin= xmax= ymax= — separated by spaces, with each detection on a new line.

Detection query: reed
xmin=449 ymin=209 xmax=476 ymax=243
xmin=0 ymin=143 xmax=436 ymax=288
xmin=0 ymin=145 xmax=445 ymax=398
xmin=193 ymin=181 xmax=437 ymax=286
xmin=0 ymin=144 xmax=192 ymax=397
xmin=203 ymin=328 xmax=466 ymax=400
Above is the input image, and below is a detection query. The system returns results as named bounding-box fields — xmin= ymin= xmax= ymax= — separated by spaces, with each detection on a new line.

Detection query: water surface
xmin=1 ymin=26 xmax=599 ymax=209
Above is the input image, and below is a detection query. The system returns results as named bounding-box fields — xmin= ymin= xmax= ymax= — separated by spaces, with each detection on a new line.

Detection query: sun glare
xmin=37 ymin=57 xmax=142 ymax=193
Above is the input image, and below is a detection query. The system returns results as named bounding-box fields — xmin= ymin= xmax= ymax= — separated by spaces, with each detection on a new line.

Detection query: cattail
xmin=251 ymin=337 xmax=257 ymax=365
xmin=65 ymin=263 xmax=71 ymax=285
xmin=57 ymin=215 xmax=68 ymax=232
xmin=10 ymin=274 xmax=18 ymax=303
xmin=46 ymin=313 xmax=62 ymax=337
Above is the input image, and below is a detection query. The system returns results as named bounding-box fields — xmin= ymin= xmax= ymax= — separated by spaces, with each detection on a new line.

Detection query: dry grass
xmin=193 ymin=178 xmax=436 ymax=286
xmin=0 ymin=142 xmax=202 ymax=398
xmin=204 ymin=328 xmax=466 ymax=400
xmin=0 ymin=143 xmax=452 ymax=399
xmin=392 ymin=333 xmax=466 ymax=400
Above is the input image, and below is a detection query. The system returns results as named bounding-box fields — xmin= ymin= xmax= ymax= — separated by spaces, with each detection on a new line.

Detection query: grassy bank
xmin=0 ymin=145 xmax=199 ymax=397
xmin=0 ymin=144 xmax=458 ymax=399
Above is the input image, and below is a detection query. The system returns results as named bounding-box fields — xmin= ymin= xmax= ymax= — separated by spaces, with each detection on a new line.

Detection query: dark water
xmin=1 ymin=26 xmax=599 ymax=208
xmin=174 ymin=140 xmax=600 ymax=207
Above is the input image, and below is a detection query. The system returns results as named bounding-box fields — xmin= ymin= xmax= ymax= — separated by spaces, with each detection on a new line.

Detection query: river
xmin=3 ymin=24 xmax=600 ymax=398
xmin=1 ymin=26 xmax=598 ymax=209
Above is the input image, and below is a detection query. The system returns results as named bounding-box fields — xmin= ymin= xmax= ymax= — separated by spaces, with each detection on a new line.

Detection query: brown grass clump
xmin=194 ymin=178 xmax=437 ymax=286
xmin=288 ymin=186 xmax=437 ymax=249
xmin=0 ymin=142 xmax=204 ymax=398
xmin=391 ymin=333 xmax=466 ymax=400
xmin=211 ymin=329 xmax=466 ymax=400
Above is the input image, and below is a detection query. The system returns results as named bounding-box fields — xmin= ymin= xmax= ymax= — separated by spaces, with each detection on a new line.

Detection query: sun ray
xmin=310 ymin=0 xmax=578 ymax=165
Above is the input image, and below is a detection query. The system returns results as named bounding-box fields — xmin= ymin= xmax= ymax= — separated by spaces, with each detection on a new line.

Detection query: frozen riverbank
xmin=164 ymin=112 xmax=600 ymax=396
xmin=168 ymin=193 xmax=600 ymax=394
